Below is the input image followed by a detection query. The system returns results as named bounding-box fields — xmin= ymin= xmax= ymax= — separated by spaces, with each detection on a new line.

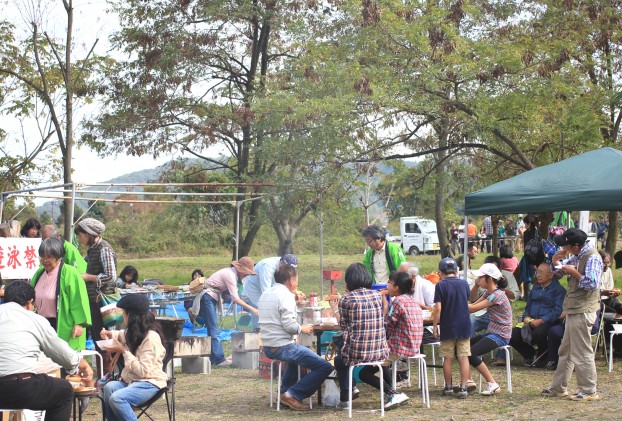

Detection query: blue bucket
xmin=370 ymin=283 xmax=390 ymax=304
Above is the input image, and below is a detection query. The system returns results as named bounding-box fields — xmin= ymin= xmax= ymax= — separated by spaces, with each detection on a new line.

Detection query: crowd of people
xmin=0 ymin=215 xmax=615 ymax=418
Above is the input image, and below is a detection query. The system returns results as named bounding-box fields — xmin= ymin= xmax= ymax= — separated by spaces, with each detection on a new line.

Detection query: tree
xmin=0 ymin=1 xmax=106 ymax=239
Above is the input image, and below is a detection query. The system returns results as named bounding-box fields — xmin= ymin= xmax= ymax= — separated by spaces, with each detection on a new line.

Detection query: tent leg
xmin=463 ymin=215 xmax=469 ymax=280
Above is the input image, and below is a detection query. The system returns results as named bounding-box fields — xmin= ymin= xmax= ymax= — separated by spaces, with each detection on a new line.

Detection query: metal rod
xmin=0 ymin=183 xmax=75 ymax=198
xmin=82 ymin=182 xmax=273 ymax=187
xmin=7 ymin=193 xmax=240 ymax=205
xmin=46 ymin=189 xmax=257 ymax=197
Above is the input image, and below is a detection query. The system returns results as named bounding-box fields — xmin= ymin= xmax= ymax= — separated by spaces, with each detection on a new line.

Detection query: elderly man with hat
xmin=75 ymin=217 xmax=117 ymax=373
xmin=541 ymin=228 xmax=603 ymax=401
xmin=241 ymin=254 xmax=300 ymax=332
xmin=190 ymin=257 xmax=259 ymax=366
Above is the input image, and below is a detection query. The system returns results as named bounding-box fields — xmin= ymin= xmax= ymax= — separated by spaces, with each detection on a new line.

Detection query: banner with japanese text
xmin=0 ymin=238 xmax=42 ymax=280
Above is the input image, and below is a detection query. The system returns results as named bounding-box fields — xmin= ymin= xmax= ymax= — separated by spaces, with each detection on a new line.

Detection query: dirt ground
xmin=77 ymin=350 xmax=622 ymax=420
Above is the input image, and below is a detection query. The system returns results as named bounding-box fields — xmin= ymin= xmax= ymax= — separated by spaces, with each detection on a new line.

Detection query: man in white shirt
xmin=0 ymin=281 xmax=93 ymax=420
xmin=398 ymin=262 xmax=435 ymax=309
xmin=242 ymin=254 xmax=299 ymax=331
xmin=258 ymin=266 xmax=332 ymax=411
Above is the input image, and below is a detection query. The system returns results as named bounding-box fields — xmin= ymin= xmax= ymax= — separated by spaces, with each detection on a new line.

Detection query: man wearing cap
xmin=190 ymin=257 xmax=259 ymax=366
xmin=542 ymin=228 xmax=603 ymax=401
xmin=241 ymin=254 xmax=300 ymax=332
xmin=0 ymin=281 xmax=94 ymax=420
xmin=362 ymin=225 xmax=406 ymax=284
xmin=259 ymin=265 xmax=332 ymax=411
xmin=75 ymin=217 xmax=117 ymax=373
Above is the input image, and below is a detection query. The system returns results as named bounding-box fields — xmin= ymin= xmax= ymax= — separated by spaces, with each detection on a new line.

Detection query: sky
xmin=3 ymin=0 xmax=180 ymax=186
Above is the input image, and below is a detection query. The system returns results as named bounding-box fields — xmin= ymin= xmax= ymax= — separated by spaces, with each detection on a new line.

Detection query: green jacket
xmin=31 ymin=263 xmax=92 ymax=350
xmin=64 ymin=240 xmax=87 ymax=273
xmin=362 ymin=241 xmax=406 ymax=284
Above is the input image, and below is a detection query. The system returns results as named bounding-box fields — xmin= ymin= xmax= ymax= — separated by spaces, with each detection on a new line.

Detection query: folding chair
xmin=133 ymin=355 xmax=175 ymax=421
xmin=592 ymin=302 xmax=608 ymax=364
xmin=101 ymin=354 xmax=175 ymax=421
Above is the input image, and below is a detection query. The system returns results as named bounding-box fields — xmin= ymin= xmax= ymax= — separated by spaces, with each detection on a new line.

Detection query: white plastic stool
xmin=348 ymin=361 xmax=385 ymax=418
xmin=391 ymin=355 xmax=430 ymax=408
xmin=80 ymin=350 xmax=104 ymax=380
xmin=424 ymin=342 xmax=441 ymax=385
xmin=269 ymin=359 xmax=312 ymax=410
xmin=608 ymin=325 xmax=622 ymax=372
xmin=478 ymin=345 xmax=512 ymax=393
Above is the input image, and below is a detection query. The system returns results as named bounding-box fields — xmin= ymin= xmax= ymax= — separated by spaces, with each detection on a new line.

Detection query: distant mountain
xmin=35 ymin=158 xmax=419 ymax=218
xmin=36 ymin=166 xmax=166 ymax=217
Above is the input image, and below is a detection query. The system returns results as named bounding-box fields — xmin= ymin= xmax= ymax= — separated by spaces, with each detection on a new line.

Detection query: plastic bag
xmin=99 ymin=291 xmax=124 ymax=328
xmin=323 ymin=376 xmax=340 ymax=407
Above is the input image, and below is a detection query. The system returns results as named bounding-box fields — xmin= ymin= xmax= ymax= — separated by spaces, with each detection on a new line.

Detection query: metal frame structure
xmin=0 ymin=182 xmax=270 ymax=260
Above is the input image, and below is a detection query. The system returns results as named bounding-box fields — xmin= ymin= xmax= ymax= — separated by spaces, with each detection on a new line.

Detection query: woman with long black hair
xmin=101 ymin=294 xmax=167 ymax=421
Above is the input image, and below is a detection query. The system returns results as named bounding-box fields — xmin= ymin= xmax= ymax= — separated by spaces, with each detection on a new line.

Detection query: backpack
xmin=524 ymin=229 xmax=543 ymax=264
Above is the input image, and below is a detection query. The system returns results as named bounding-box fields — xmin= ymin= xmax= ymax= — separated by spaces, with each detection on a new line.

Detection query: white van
xmin=399 ymin=217 xmax=440 ymax=255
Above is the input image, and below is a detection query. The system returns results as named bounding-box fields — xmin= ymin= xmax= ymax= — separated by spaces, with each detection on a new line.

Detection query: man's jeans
xmin=263 ymin=343 xmax=333 ymax=401
xmin=103 ymin=380 xmax=160 ymax=421
xmin=471 ymin=311 xmax=490 ymax=336
xmin=199 ymin=293 xmax=225 ymax=365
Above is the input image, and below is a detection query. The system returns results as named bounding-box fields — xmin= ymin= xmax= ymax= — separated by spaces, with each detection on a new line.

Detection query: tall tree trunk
xmin=606 ymin=211 xmax=618 ymax=256
xmin=63 ymin=0 xmax=74 ymax=241
xmin=434 ymin=124 xmax=448 ymax=254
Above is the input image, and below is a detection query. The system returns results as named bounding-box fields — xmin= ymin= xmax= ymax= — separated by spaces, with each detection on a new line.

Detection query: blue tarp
xmin=86 ymin=301 xmax=239 ymax=350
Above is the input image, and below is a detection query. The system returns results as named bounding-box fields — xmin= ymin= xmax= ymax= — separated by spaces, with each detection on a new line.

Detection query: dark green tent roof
xmin=465 ymin=147 xmax=622 ymax=215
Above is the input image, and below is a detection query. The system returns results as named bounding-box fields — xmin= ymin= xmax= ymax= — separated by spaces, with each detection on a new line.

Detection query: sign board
xmin=0 ymin=238 xmax=41 ymax=280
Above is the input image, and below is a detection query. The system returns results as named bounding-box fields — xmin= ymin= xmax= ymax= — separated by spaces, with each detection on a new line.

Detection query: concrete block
xmin=174 ymin=336 xmax=211 ymax=357
xmin=182 ymin=356 xmax=211 ymax=374
xmin=231 ymin=332 xmax=260 ymax=352
xmin=232 ymin=351 xmax=259 ymax=369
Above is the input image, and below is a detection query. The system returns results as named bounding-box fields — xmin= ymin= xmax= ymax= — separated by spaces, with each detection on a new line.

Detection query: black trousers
xmin=0 ymin=374 xmax=73 ymax=421
xmin=88 ymin=300 xmax=105 ymax=349
xmin=468 ymin=335 xmax=500 ymax=368
xmin=509 ymin=322 xmax=556 ymax=362
xmin=358 ymin=365 xmax=398 ymax=396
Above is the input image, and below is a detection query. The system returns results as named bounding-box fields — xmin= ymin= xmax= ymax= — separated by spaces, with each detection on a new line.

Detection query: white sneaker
xmin=480 ymin=382 xmax=500 ymax=396
xmin=216 ymin=359 xmax=232 ymax=367
xmin=385 ymin=392 xmax=409 ymax=409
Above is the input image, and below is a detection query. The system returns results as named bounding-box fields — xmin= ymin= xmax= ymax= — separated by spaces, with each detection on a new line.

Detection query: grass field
xmin=67 ymin=252 xmax=622 ymax=420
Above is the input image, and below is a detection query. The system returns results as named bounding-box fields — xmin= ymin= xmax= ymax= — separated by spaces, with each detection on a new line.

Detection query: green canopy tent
xmin=465 ymin=147 xmax=622 ymax=215
xmin=459 ymin=147 xmax=622 ymax=275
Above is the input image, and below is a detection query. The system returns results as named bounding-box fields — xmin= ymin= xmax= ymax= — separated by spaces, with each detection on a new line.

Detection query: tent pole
xmin=319 ymin=193 xmax=324 ymax=298
xmin=0 ymin=194 xmax=4 ymax=223
xmin=69 ymin=183 xmax=76 ymax=242
xmin=235 ymin=201 xmax=241 ymax=260
xmin=463 ymin=215 xmax=469 ymax=281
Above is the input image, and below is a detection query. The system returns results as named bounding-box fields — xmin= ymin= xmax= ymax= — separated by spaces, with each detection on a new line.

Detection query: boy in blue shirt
xmin=433 ymin=258 xmax=473 ymax=398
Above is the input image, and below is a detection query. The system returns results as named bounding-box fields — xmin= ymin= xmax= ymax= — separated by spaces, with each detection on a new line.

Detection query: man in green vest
xmin=541 ymin=228 xmax=603 ymax=401
xmin=361 ymin=225 xmax=406 ymax=284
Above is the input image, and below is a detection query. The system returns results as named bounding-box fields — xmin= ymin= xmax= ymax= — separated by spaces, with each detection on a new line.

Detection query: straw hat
xmin=231 ymin=256 xmax=257 ymax=277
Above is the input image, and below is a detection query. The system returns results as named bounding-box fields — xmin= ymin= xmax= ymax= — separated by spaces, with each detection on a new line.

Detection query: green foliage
xmin=39 ymin=211 xmax=52 ymax=225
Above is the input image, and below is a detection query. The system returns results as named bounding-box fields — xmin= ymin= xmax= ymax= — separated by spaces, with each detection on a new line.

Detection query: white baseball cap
xmin=471 ymin=263 xmax=502 ymax=280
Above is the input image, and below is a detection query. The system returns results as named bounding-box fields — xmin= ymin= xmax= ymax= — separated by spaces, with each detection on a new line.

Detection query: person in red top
xmin=467 ymin=219 xmax=478 ymax=240
xmin=357 ymin=271 xmax=422 ymax=409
